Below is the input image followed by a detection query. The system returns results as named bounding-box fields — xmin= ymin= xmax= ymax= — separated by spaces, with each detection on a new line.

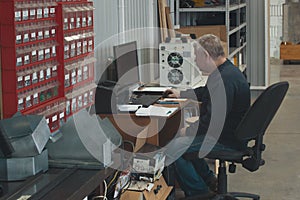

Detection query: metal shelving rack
xmin=175 ymin=0 xmax=248 ymax=72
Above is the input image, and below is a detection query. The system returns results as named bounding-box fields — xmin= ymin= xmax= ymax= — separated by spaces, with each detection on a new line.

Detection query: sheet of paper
xmin=161 ymin=98 xmax=187 ymax=102
xmin=135 ymin=105 xmax=178 ymax=117
xmin=117 ymin=104 xmax=142 ymax=112
xmin=133 ymin=158 xmax=150 ymax=173
xmin=133 ymin=86 xmax=172 ymax=93
xmin=126 ymin=181 xmax=154 ymax=192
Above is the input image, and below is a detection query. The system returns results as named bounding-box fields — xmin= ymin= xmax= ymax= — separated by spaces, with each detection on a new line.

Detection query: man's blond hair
xmin=198 ymin=34 xmax=225 ymax=60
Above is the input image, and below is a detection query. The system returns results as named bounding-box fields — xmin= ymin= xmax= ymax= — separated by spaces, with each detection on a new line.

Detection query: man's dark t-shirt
xmin=182 ymin=59 xmax=250 ymax=150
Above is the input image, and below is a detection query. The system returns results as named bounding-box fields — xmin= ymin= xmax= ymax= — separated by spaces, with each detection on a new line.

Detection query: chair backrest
xmin=235 ymin=81 xmax=289 ymax=171
xmin=235 ymin=81 xmax=289 ymax=141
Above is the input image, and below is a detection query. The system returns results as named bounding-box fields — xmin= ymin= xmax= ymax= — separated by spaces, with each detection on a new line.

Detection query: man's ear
xmin=193 ymin=42 xmax=208 ymax=57
xmin=192 ymin=41 xmax=199 ymax=50
xmin=203 ymin=50 xmax=209 ymax=58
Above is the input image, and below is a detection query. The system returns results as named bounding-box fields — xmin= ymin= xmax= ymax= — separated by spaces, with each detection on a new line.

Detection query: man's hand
xmin=164 ymin=89 xmax=180 ymax=98
xmin=179 ymin=127 xmax=188 ymax=136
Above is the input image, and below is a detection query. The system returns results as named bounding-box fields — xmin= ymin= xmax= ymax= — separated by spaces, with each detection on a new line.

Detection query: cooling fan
xmin=167 ymin=52 xmax=183 ymax=68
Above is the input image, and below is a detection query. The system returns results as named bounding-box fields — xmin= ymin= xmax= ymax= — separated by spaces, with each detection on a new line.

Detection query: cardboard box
xmin=120 ymin=176 xmax=173 ymax=200
xmin=280 ymin=42 xmax=300 ymax=60
xmin=194 ymin=0 xmax=205 ymax=7
xmin=176 ymin=25 xmax=228 ymax=57
xmin=176 ymin=25 xmax=227 ymax=42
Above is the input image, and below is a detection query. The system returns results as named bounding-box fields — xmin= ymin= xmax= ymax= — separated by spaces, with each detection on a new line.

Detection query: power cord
xmin=122 ymin=140 xmax=135 ymax=151
xmin=107 ymin=171 xmax=119 ymax=189
xmin=116 ymin=176 xmax=131 ymax=199
xmin=92 ymin=180 xmax=108 ymax=200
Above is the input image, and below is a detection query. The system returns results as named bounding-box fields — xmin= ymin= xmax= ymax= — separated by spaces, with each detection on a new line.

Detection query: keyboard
xmin=129 ymin=94 xmax=162 ymax=107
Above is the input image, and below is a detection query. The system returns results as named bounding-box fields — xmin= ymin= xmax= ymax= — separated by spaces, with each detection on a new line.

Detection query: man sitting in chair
xmin=164 ymin=34 xmax=250 ymax=198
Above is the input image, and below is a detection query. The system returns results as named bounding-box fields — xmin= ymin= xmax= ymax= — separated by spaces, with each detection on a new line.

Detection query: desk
xmin=100 ymin=100 xmax=190 ymax=147
xmin=0 ymin=167 xmax=114 ymax=200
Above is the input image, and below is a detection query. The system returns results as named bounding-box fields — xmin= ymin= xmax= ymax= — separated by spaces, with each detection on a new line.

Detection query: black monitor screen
xmin=113 ymin=41 xmax=139 ymax=86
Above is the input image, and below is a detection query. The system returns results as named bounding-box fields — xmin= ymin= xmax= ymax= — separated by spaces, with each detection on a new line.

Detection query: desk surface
xmin=0 ymin=167 xmax=114 ymax=200
xmin=100 ymin=100 xmax=192 ymax=147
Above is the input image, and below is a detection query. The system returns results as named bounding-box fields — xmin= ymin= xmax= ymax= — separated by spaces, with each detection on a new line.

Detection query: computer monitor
xmin=113 ymin=41 xmax=140 ymax=86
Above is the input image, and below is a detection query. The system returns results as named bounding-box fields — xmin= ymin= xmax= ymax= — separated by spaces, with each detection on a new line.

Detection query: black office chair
xmin=184 ymin=81 xmax=289 ymax=200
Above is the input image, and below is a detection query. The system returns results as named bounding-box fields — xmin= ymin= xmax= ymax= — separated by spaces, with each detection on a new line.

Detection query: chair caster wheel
xmin=229 ymin=163 xmax=236 ymax=173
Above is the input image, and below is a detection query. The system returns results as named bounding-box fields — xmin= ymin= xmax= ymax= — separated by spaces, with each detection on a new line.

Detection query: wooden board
xmin=165 ymin=7 xmax=176 ymax=38
xmin=120 ymin=176 xmax=173 ymax=200
xmin=158 ymin=0 xmax=164 ymax=42
xmin=158 ymin=0 xmax=168 ymax=42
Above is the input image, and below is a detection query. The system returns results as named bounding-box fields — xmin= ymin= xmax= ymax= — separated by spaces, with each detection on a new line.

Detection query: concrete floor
xmin=228 ymin=63 xmax=300 ymax=200
xmin=176 ymin=63 xmax=300 ymax=199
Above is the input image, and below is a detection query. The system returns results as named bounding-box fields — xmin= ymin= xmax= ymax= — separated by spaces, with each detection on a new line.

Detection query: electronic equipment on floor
xmin=0 ymin=114 xmax=50 ymax=181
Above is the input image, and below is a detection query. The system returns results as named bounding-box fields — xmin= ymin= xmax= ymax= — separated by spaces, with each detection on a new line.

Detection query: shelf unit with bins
xmin=175 ymin=0 xmax=247 ymax=72
xmin=56 ymin=1 xmax=96 ymax=119
xmin=0 ymin=0 xmax=63 ymax=133
xmin=0 ymin=0 xmax=96 ymax=133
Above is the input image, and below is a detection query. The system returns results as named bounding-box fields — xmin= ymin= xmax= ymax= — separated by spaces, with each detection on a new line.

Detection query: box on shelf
xmin=280 ymin=42 xmax=300 ymax=61
xmin=194 ymin=0 xmax=205 ymax=7
xmin=176 ymin=25 xmax=228 ymax=56
xmin=176 ymin=25 xmax=227 ymax=41
xmin=194 ymin=0 xmax=225 ymax=7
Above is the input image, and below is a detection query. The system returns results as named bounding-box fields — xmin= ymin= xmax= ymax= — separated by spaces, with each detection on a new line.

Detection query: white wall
xmin=92 ymin=0 xmax=159 ymax=83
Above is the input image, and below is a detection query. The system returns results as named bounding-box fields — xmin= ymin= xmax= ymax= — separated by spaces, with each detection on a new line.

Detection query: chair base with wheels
xmin=183 ymin=150 xmax=260 ymax=200
xmin=213 ymin=159 xmax=260 ymax=200
xmin=183 ymin=81 xmax=289 ymax=200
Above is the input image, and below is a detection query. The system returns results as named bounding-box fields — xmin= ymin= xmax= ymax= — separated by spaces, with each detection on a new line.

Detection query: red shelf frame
xmin=0 ymin=0 xmax=95 ymax=133
xmin=15 ymin=57 xmax=58 ymax=71
xmin=56 ymin=0 xmax=95 ymax=123
xmin=15 ymin=17 xmax=57 ymax=25
xmin=16 ymin=37 xmax=57 ymax=48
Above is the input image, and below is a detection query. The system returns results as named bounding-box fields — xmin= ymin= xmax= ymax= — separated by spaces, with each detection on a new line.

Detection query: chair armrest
xmin=183 ymin=147 xmax=253 ymax=163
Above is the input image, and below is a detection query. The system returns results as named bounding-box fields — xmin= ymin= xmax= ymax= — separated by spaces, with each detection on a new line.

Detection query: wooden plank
xmin=161 ymin=0 xmax=169 ymax=40
xmin=159 ymin=0 xmax=168 ymax=42
xmin=158 ymin=0 xmax=164 ymax=42
xmin=165 ymin=7 xmax=176 ymax=38
xmin=121 ymin=177 xmax=173 ymax=200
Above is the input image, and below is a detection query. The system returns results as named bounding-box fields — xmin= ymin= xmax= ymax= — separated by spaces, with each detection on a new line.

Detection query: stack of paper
xmin=135 ymin=105 xmax=178 ymax=117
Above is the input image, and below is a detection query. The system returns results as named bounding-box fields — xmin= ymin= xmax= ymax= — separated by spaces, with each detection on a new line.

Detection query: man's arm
xmin=165 ymin=86 xmax=206 ymax=102
xmin=180 ymin=86 xmax=206 ymax=102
